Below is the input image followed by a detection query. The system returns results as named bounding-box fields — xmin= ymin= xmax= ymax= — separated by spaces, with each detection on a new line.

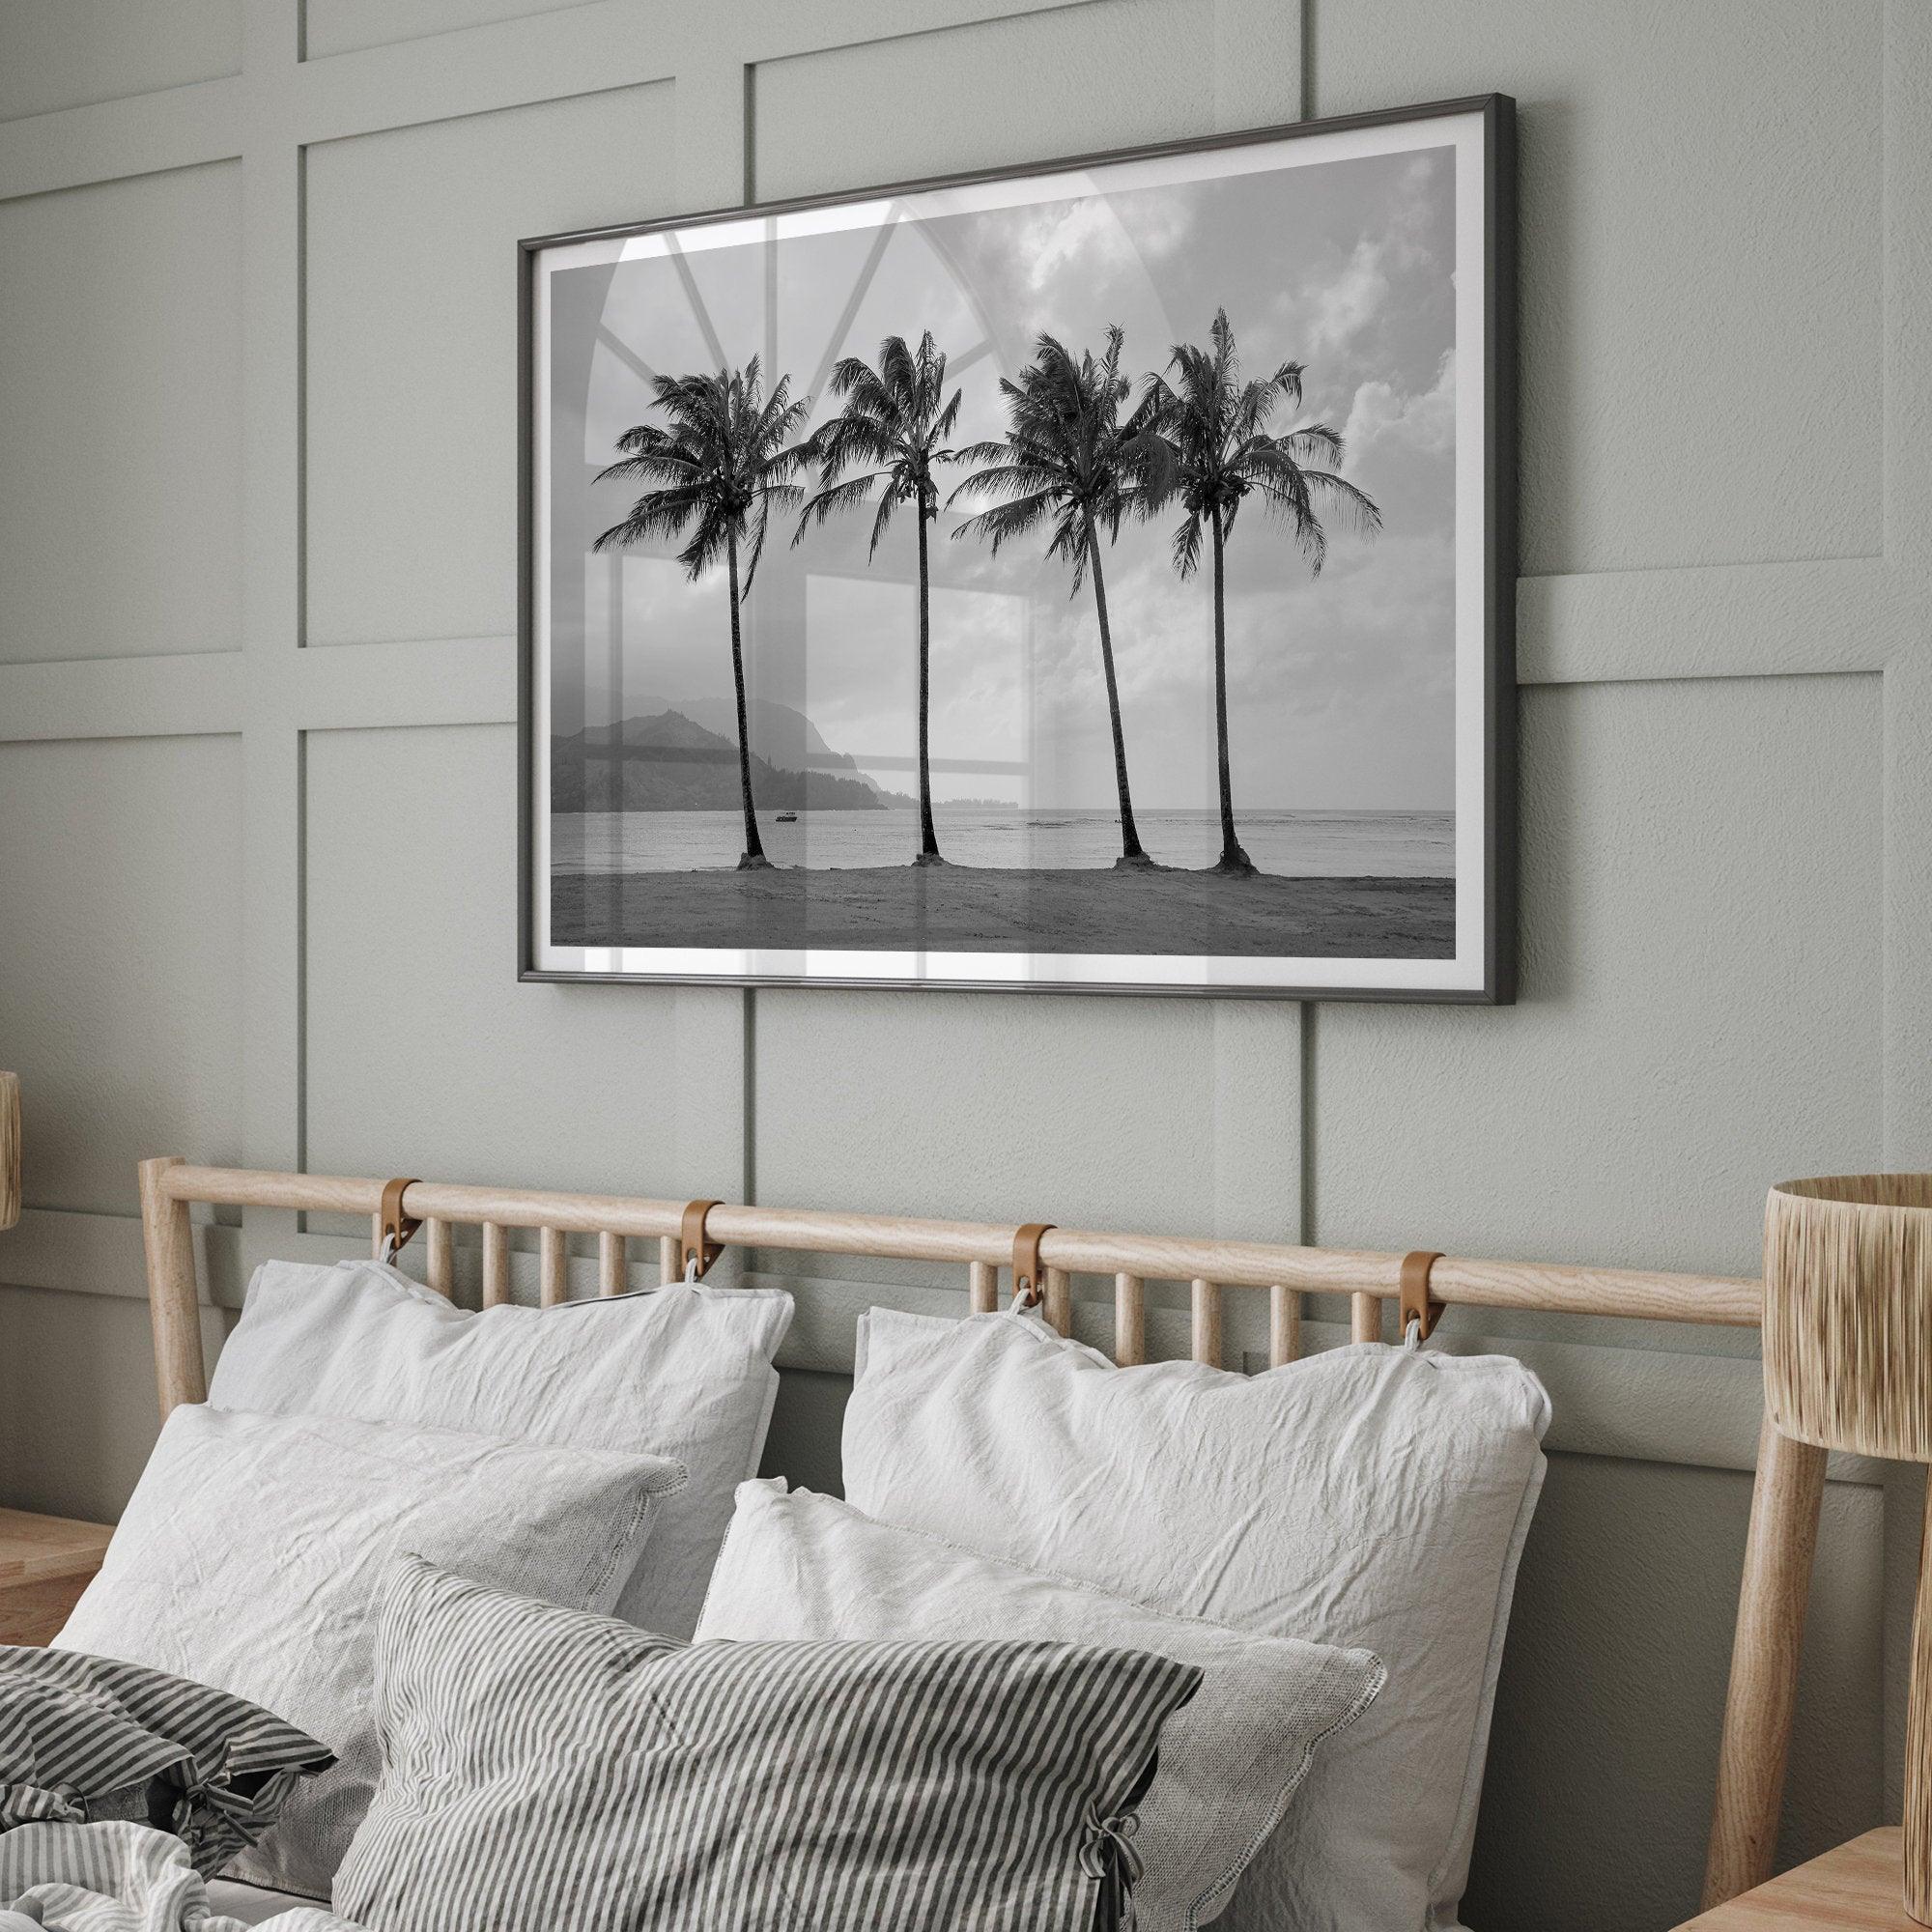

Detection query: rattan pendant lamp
xmin=1763 ymin=1175 xmax=1932 ymax=1920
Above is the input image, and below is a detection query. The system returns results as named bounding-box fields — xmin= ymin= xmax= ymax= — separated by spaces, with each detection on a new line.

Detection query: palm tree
xmin=593 ymin=359 xmax=813 ymax=870
xmin=1145 ymin=309 xmax=1381 ymax=876
xmin=793 ymin=332 xmax=964 ymax=866
xmin=948 ymin=327 xmax=1167 ymax=868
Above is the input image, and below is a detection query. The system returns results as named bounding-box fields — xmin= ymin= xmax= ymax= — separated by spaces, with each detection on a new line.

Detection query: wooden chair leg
xmin=1703 ymin=1415 xmax=1829 ymax=1907
xmin=1904 ymin=1477 xmax=1932 ymax=1922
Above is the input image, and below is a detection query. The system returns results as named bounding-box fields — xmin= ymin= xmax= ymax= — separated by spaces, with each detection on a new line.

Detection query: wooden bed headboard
xmin=135 ymin=1153 xmax=1815 ymax=1912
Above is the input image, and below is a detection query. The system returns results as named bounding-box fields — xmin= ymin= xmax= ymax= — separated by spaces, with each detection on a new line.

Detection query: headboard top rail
xmin=148 ymin=1159 xmax=1760 ymax=1326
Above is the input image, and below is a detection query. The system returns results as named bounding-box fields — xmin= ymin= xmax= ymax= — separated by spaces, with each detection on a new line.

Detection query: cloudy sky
xmin=549 ymin=139 xmax=1458 ymax=811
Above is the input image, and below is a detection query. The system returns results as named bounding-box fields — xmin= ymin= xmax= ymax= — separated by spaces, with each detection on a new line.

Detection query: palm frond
xmin=1171 ymin=507 xmax=1204 ymax=580
xmin=1300 ymin=467 xmax=1383 ymax=537
xmin=946 ymin=459 xmax=1065 ymax=508
xmin=950 ymin=489 xmax=1056 ymax=554
xmin=864 ymin=487 xmax=901 ymax=559
xmin=1266 ymin=425 xmax=1344 ymax=467
xmin=676 ymin=497 xmax=733 ymax=581
xmin=791 ymin=469 xmax=886 ymax=546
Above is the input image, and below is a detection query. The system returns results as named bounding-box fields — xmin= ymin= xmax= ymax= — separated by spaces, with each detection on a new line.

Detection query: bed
xmin=208 ymin=1877 xmax=323 ymax=1925
xmin=103 ymin=1154 xmax=1817 ymax=1921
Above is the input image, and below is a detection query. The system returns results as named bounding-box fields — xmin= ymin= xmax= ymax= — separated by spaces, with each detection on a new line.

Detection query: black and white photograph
xmin=523 ymin=98 xmax=1511 ymax=996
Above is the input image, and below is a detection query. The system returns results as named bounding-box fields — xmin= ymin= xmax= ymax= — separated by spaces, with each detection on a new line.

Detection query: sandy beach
xmin=553 ymin=864 xmax=1454 ymax=958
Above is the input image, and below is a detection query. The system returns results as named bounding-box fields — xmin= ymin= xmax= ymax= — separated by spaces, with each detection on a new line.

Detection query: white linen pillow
xmin=55 ymin=1404 xmax=682 ymax=1903
xmin=841 ymin=1308 xmax=1551 ymax=1932
xmin=696 ymin=1478 xmax=1385 ymax=1932
xmin=207 ymin=1256 xmax=792 ymax=1638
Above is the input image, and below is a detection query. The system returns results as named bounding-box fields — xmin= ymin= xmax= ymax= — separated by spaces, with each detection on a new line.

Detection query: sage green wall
xmin=1 ymin=4 xmax=1926 ymax=1927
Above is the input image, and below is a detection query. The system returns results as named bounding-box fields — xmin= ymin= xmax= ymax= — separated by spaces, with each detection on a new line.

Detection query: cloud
xmin=1265 ymin=146 xmax=1451 ymax=378
xmin=1304 ymin=236 xmax=1393 ymax=356
xmin=1342 ymin=348 xmax=1456 ymax=466
xmin=1016 ymin=196 xmax=1136 ymax=294
xmin=1105 ymin=185 xmax=1194 ymax=261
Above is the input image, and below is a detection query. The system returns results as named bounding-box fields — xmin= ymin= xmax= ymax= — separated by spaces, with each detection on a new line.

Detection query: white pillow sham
xmin=207 ymin=1256 xmax=792 ymax=1639
xmin=696 ymin=1478 xmax=1385 ymax=1932
xmin=841 ymin=1308 xmax=1551 ymax=1932
xmin=55 ymin=1404 xmax=683 ymax=1903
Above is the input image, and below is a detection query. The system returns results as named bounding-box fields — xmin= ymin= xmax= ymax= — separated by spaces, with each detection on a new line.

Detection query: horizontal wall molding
xmin=0 ymin=651 xmax=244 ymax=743
xmin=294 ymin=637 xmax=518 ymax=731
xmin=0 ymin=75 xmax=242 ymax=204
xmin=294 ymin=0 xmax=1075 ymax=155
xmin=2 ymin=565 xmax=1896 ymax=753
xmin=0 ymin=1 xmax=1077 ymax=203
xmin=1517 ymin=556 xmax=1908 ymax=685
xmin=0 ymin=1208 xmax=243 ymax=1311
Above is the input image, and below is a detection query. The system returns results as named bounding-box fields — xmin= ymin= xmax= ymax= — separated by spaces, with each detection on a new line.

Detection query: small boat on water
xmin=775 ymin=810 xmax=799 ymax=823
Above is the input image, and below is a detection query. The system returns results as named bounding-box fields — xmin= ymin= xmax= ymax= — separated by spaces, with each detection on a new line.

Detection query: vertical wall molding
xmin=237 ymin=0 xmax=306 ymax=1271
xmin=1207 ymin=0 xmax=1309 ymax=1247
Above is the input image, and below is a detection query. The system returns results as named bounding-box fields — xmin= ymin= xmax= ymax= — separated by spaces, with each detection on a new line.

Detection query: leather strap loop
xmin=379 ymin=1178 xmax=422 ymax=1260
xmin=1400 ymin=1249 xmax=1444 ymax=1344
xmin=1011 ymin=1223 xmax=1054 ymax=1310
xmin=681 ymin=1199 xmax=724 ymax=1280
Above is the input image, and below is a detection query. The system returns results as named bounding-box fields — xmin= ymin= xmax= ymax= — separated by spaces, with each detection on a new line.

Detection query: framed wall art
xmin=520 ymin=94 xmax=1515 ymax=999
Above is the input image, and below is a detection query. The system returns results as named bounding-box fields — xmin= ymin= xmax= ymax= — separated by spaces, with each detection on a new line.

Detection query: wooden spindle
xmin=599 ymin=1231 xmax=626 ymax=1297
xmin=539 ymin=1227 xmax=568 ymax=1307
xmin=1191 ymin=1279 xmax=1222 ymax=1368
xmin=968 ymin=1261 xmax=998 ymax=1315
xmin=1351 ymin=1291 xmax=1382 ymax=1344
xmin=1269 ymin=1283 xmax=1300 ymax=1366
xmin=481 ymin=1222 xmax=511 ymax=1308
xmin=1114 ymin=1274 xmax=1145 ymax=1366
xmin=659 ymin=1235 xmax=680 ymax=1284
xmin=369 ymin=1211 xmax=384 ymax=1259
xmin=426 ymin=1217 xmax=454 ymax=1297
xmin=1044 ymin=1265 xmax=1072 ymax=1337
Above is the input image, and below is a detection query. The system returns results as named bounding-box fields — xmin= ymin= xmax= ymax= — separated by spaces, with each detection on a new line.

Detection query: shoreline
xmin=553 ymin=863 xmax=1454 ymax=959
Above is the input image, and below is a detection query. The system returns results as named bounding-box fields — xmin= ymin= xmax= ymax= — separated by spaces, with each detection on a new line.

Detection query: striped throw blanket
xmin=0 ymin=1647 xmax=332 ymax=1881
xmin=0 ymin=1822 xmax=363 ymax=1931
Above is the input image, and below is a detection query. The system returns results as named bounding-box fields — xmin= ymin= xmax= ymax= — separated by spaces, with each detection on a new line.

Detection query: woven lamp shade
xmin=1764 ymin=1176 xmax=1932 ymax=1460
xmin=0 ymin=1074 xmax=17 ymax=1232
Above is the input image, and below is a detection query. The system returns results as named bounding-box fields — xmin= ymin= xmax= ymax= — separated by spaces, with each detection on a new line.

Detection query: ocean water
xmin=554 ymin=807 xmax=1455 ymax=878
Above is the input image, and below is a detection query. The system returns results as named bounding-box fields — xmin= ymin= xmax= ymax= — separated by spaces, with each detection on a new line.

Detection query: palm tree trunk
xmin=914 ymin=509 xmax=943 ymax=864
xmin=1086 ymin=528 xmax=1149 ymax=867
xmin=1209 ymin=505 xmax=1253 ymax=876
xmin=726 ymin=526 xmax=768 ymax=869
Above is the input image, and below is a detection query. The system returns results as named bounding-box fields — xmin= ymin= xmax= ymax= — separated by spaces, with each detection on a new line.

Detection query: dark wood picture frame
xmin=519 ymin=93 xmax=1516 ymax=1002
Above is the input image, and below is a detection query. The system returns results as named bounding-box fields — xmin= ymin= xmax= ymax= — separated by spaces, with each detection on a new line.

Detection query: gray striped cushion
xmin=336 ymin=1555 xmax=1202 ymax=1932
xmin=0 ymin=1648 xmax=333 ymax=1877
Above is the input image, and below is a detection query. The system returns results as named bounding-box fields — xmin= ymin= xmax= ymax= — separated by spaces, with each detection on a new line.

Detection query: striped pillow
xmin=336 ymin=1555 xmax=1203 ymax=1932
xmin=0 ymin=1647 xmax=333 ymax=1877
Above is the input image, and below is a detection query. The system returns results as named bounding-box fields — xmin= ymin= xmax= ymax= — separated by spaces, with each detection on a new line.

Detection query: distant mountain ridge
xmin=633 ymin=693 xmax=838 ymax=764
xmin=633 ymin=692 xmax=906 ymax=802
xmin=551 ymin=708 xmax=891 ymax=811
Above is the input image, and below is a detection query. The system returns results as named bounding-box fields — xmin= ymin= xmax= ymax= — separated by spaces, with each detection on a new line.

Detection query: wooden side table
xmin=1676 ymin=1830 xmax=1914 ymax=1929
xmin=0 ymin=1507 xmax=112 ymax=1646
